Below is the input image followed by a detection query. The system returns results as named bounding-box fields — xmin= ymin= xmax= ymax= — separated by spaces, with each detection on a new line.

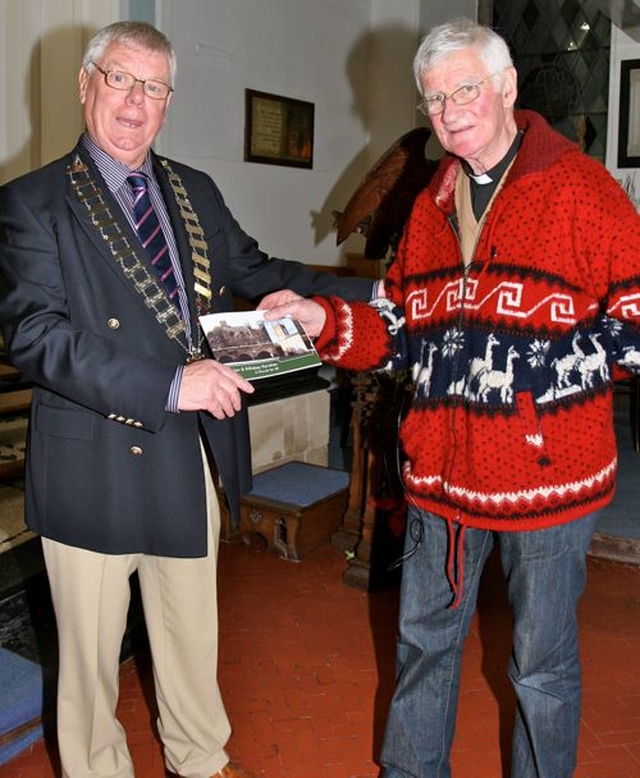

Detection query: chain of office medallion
xmin=67 ymin=155 xmax=213 ymax=358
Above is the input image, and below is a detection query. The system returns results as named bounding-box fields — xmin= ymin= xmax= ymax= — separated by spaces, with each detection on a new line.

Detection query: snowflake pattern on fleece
xmin=315 ymin=110 xmax=640 ymax=532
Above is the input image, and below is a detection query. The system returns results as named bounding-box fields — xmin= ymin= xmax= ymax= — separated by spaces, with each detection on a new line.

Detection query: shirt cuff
xmin=371 ymin=280 xmax=384 ymax=300
xmin=166 ymin=364 xmax=184 ymax=413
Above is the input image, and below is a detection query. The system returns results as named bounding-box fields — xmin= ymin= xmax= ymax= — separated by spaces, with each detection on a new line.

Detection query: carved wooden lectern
xmin=331 ymin=371 xmax=409 ymax=590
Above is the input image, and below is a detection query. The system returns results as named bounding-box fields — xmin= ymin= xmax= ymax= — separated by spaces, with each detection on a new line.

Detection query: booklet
xmin=199 ymin=310 xmax=321 ymax=381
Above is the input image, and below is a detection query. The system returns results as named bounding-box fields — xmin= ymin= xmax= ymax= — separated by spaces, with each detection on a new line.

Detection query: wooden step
xmin=0 ymin=390 xmax=31 ymax=416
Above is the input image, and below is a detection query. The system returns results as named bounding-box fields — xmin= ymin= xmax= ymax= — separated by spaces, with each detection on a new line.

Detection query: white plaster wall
xmin=158 ymin=0 xmax=376 ymax=266
xmin=0 ymin=0 xmax=120 ymax=184
xmin=418 ymin=0 xmax=478 ymax=32
xmin=367 ymin=0 xmax=422 ymax=162
xmin=0 ymin=1 xmax=39 ymax=183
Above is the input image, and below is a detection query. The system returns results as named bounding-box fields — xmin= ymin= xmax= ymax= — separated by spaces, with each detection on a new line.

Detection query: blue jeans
xmin=380 ymin=507 xmax=600 ymax=778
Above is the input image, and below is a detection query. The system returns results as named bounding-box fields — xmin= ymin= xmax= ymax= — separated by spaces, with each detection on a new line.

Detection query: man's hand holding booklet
xmin=199 ymin=310 xmax=321 ymax=381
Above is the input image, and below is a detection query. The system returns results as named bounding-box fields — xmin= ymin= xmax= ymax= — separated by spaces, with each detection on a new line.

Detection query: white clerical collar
xmin=463 ymin=130 xmax=525 ymax=187
xmin=469 ymin=171 xmax=493 ymax=185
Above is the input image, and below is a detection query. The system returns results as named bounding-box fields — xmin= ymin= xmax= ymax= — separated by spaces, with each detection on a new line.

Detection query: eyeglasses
xmin=417 ymin=72 xmax=500 ymax=117
xmin=91 ymin=62 xmax=173 ymax=100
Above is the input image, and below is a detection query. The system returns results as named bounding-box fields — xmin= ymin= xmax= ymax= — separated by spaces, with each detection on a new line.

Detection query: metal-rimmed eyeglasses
xmin=417 ymin=72 xmax=501 ymax=117
xmin=91 ymin=62 xmax=173 ymax=100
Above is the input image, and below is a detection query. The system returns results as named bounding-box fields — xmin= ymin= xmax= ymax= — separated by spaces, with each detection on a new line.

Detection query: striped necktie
xmin=127 ymin=172 xmax=178 ymax=303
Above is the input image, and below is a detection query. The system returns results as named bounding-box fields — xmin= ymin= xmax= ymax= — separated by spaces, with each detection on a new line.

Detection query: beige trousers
xmin=42 ymin=444 xmax=231 ymax=778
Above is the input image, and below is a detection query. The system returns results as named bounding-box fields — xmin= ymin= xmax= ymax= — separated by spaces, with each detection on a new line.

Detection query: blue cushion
xmin=0 ymin=648 xmax=44 ymax=764
xmin=249 ymin=462 xmax=349 ymax=507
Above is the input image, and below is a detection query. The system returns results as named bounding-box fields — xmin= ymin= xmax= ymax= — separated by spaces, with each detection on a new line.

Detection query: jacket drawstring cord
xmin=446 ymin=518 xmax=466 ymax=609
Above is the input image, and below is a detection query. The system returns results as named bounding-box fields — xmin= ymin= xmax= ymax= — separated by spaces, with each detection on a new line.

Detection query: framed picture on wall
xmin=618 ymin=59 xmax=640 ymax=168
xmin=244 ymin=89 xmax=314 ymax=169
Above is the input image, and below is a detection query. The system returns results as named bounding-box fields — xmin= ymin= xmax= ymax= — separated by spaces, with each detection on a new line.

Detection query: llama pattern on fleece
xmin=313 ymin=110 xmax=640 ymax=532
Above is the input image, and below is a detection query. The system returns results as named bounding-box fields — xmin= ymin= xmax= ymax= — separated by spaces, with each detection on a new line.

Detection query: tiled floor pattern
xmin=1 ymin=540 xmax=640 ymax=778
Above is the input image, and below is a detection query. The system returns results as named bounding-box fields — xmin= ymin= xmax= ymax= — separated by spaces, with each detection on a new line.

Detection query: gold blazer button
xmin=107 ymin=318 xmax=121 ymax=329
xmin=129 ymin=445 xmax=143 ymax=456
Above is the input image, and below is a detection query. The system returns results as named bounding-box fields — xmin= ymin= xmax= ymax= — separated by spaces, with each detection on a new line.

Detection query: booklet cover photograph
xmin=199 ymin=310 xmax=321 ymax=380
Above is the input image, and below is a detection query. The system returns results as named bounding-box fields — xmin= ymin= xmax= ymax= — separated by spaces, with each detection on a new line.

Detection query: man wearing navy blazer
xmin=0 ymin=21 xmax=374 ymax=778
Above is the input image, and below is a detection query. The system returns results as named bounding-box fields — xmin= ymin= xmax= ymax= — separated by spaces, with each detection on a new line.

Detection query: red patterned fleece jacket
xmin=316 ymin=110 xmax=640 ymax=532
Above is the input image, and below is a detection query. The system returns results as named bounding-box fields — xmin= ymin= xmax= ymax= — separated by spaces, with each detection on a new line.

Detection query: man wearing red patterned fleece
xmin=260 ymin=17 xmax=640 ymax=778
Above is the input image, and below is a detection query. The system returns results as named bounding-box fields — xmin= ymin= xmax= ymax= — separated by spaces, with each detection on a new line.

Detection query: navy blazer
xmin=0 ymin=143 xmax=373 ymax=557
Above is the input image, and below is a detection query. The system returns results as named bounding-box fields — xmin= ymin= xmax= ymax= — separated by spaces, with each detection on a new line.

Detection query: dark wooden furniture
xmin=237 ymin=461 xmax=349 ymax=561
xmin=0 ymin=359 xmax=32 ymax=413
xmin=0 ymin=355 xmax=31 ymax=481
xmin=331 ymin=372 xmax=409 ymax=590
xmin=616 ymin=376 xmax=640 ymax=452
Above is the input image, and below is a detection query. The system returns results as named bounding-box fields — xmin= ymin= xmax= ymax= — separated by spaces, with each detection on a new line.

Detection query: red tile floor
xmin=2 ymin=540 xmax=640 ymax=778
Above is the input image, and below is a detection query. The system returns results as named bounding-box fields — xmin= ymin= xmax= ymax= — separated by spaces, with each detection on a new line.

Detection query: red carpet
xmin=1 ymin=540 xmax=640 ymax=777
